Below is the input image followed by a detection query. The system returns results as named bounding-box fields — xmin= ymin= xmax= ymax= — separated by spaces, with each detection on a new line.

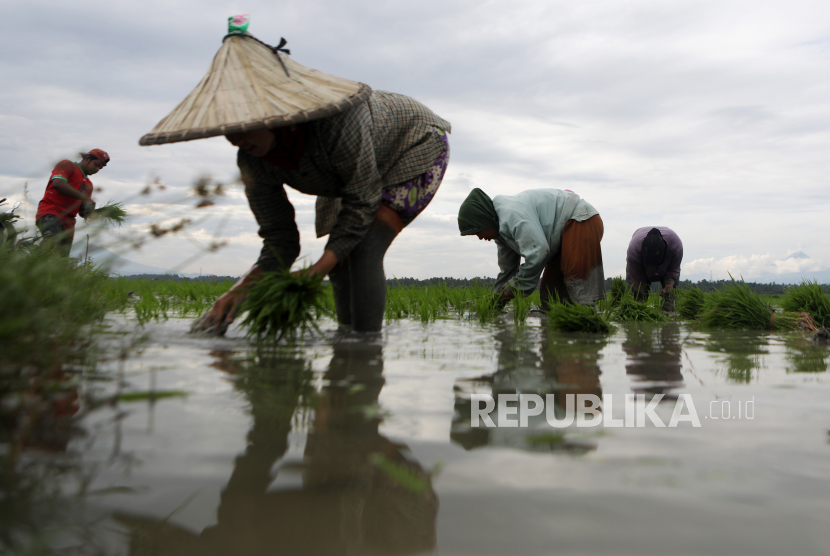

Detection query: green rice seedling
xmin=511 ymin=288 xmax=534 ymax=325
xmin=697 ymin=277 xmax=804 ymax=331
xmin=611 ymin=289 xmax=668 ymax=323
xmin=239 ymin=268 xmax=328 ymax=342
xmin=446 ymin=287 xmax=468 ymax=318
xmin=676 ymin=287 xmax=706 ymax=320
xmin=90 ymin=200 xmax=128 ymax=227
xmin=546 ymin=300 xmax=616 ymax=333
xmin=385 ymin=286 xmax=411 ymax=320
xmin=607 ymin=276 xmax=627 ymax=307
xmin=471 ymin=290 xmax=502 ymax=323
xmin=781 ymin=280 xmax=830 ymax=328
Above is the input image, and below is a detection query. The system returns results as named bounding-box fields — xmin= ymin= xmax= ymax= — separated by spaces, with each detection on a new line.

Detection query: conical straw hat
xmin=139 ymin=33 xmax=371 ymax=146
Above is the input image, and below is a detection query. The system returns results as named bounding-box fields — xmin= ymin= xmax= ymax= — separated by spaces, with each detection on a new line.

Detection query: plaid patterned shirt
xmin=238 ymin=90 xmax=451 ymax=270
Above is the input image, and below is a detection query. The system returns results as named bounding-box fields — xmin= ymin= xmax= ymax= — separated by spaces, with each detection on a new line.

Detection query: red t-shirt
xmin=36 ymin=160 xmax=94 ymax=229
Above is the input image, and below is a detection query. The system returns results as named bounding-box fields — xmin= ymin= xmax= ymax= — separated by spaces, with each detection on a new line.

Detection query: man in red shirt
xmin=36 ymin=149 xmax=109 ymax=256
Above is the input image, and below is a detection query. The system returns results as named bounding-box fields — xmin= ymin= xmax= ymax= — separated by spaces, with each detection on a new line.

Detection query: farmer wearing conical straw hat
xmin=626 ymin=227 xmax=683 ymax=301
xmin=141 ymin=16 xmax=450 ymax=333
xmin=458 ymin=188 xmax=605 ymax=309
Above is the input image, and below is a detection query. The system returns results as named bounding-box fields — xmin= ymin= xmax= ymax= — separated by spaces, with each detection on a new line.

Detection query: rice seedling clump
xmin=607 ymin=277 xmax=627 ymax=307
xmin=676 ymin=287 xmax=706 ymax=320
xmin=781 ymin=280 xmax=830 ymax=328
xmin=90 ymin=200 xmax=128 ymax=227
xmin=546 ymin=302 xmax=616 ymax=333
xmin=697 ymin=277 xmax=806 ymax=331
xmin=239 ymin=269 xmax=329 ymax=341
xmin=610 ymin=290 xmax=668 ymax=323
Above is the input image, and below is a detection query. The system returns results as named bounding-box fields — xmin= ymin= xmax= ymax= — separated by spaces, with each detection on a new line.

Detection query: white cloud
xmin=1 ymin=0 xmax=829 ymax=280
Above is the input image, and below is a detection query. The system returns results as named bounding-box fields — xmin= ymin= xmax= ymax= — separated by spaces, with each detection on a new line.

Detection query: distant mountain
xmin=785 ymin=251 xmax=810 ymax=260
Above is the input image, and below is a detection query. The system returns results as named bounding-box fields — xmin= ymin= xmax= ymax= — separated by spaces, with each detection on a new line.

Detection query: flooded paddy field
xmin=7 ymin=312 xmax=830 ymax=556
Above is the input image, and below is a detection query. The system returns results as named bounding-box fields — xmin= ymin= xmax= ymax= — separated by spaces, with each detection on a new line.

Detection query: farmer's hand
xmin=295 ymin=249 xmax=337 ymax=278
xmin=191 ymin=267 xmax=262 ymax=335
xmin=495 ymin=287 xmax=513 ymax=310
xmin=659 ymin=282 xmax=674 ymax=297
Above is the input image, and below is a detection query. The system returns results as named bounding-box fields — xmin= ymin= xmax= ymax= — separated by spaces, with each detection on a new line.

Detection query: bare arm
xmin=191 ymin=266 xmax=264 ymax=335
xmin=50 ymin=178 xmax=94 ymax=206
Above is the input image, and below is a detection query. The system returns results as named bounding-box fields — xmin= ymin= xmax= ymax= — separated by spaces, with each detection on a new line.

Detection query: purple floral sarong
xmin=381 ymin=129 xmax=449 ymax=226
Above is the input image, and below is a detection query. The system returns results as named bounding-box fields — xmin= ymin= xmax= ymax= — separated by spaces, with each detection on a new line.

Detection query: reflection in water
xmin=622 ymin=323 xmax=684 ymax=399
xmin=116 ymin=341 xmax=437 ymax=555
xmin=783 ymin=335 xmax=829 ymax=374
xmin=704 ymin=332 xmax=770 ymax=383
xmin=452 ymin=328 xmax=601 ymax=454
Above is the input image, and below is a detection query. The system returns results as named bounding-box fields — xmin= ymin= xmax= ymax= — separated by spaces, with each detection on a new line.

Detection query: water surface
xmin=7 ymin=315 xmax=830 ymax=555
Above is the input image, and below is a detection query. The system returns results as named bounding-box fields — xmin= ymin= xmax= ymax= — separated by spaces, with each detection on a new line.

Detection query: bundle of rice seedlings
xmin=90 ymin=200 xmax=128 ymax=227
xmin=781 ymin=280 xmax=830 ymax=328
xmin=239 ymin=268 xmax=328 ymax=342
xmin=676 ymin=287 xmax=706 ymax=320
xmin=697 ymin=277 xmax=810 ymax=331
xmin=607 ymin=276 xmax=627 ymax=307
xmin=611 ymin=290 xmax=668 ymax=322
xmin=546 ymin=301 xmax=616 ymax=333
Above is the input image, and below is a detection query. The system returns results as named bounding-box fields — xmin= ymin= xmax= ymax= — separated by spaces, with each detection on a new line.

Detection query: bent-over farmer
xmin=626 ymin=226 xmax=683 ymax=300
xmin=139 ymin=18 xmax=450 ymax=333
xmin=458 ymin=188 xmax=605 ymax=309
xmin=36 ymin=149 xmax=109 ymax=257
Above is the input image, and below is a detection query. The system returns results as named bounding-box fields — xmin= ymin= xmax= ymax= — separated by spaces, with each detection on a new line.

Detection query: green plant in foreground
xmin=781 ymin=280 xmax=830 ymax=328
xmin=697 ymin=277 xmax=806 ymax=331
xmin=0 ymin=248 xmax=116 ymax=371
xmin=239 ymin=269 xmax=329 ymax=342
xmin=676 ymin=287 xmax=706 ymax=320
xmin=546 ymin=301 xmax=616 ymax=333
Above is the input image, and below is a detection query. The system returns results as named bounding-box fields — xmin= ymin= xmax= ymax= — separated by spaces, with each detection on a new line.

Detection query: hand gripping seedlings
xmin=239 ymin=269 xmax=329 ymax=342
xmin=90 ymin=200 xmax=128 ymax=227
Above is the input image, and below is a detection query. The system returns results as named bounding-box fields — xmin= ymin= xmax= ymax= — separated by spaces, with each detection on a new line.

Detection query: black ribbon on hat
xmin=271 ymin=37 xmax=291 ymax=77
xmin=222 ymin=34 xmax=292 ymax=77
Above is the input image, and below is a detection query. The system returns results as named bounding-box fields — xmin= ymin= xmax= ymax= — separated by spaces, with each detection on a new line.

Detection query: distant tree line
xmin=386 ymin=276 xmax=828 ymax=294
xmin=117 ymin=273 xmax=827 ymax=294
xmin=387 ymin=277 xmax=498 ymax=288
xmin=114 ymin=274 xmax=236 ymax=283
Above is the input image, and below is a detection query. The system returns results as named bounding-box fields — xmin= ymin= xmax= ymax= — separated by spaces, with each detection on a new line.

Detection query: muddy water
xmin=9 ymin=315 xmax=830 ymax=555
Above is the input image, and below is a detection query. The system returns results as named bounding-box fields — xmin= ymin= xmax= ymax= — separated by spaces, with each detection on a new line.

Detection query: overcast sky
xmin=2 ymin=0 xmax=828 ymax=281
